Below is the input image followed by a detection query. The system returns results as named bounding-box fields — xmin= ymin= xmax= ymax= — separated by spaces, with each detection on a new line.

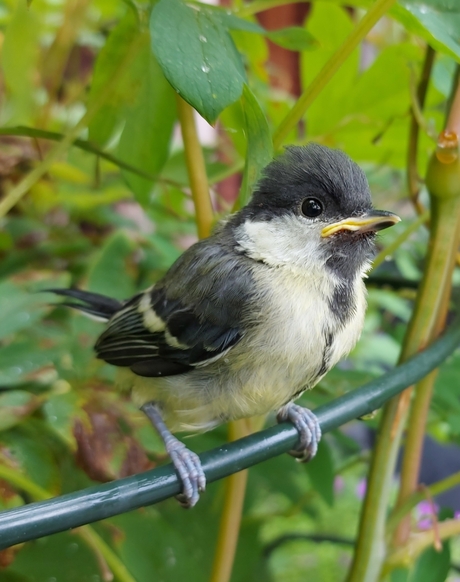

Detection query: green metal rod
xmin=1 ymin=316 xmax=460 ymax=550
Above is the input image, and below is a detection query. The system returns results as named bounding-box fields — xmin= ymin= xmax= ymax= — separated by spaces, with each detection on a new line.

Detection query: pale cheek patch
xmin=235 ymin=216 xmax=325 ymax=272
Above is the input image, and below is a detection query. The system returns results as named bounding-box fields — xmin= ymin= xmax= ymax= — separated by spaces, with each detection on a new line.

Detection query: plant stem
xmin=387 ymin=471 xmax=460 ymax=534
xmin=209 ymin=420 xmax=251 ymax=582
xmin=272 ymin=0 xmax=397 ymax=149
xmin=346 ymin=65 xmax=460 ymax=582
xmin=176 ymin=95 xmax=214 ymax=239
xmin=0 ymin=35 xmax=143 ymax=219
xmin=393 ymin=76 xmax=460 ymax=548
xmin=383 ymin=519 xmax=460 ymax=575
xmin=176 ymin=94 xmax=248 ymax=582
xmin=76 ymin=526 xmax=137 ymax=582
xmin=0 ymin=464 xmax=51 ymax=501
xmin=407 ymin=45 xmax=436 ymax=215
xmin=0 ymin=126 xmax=157 ymax=182
xmin=0 ymin=465 xmax=136 ymax=582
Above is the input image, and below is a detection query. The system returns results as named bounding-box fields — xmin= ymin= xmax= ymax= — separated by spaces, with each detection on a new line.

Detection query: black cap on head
xmin=247 ymin=144 xmax=372 ymax=221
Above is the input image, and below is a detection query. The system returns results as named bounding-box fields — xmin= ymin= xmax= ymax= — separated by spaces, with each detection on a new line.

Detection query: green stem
xmin=0 ymin=464 xmax=50 ymax=501
xmin=0 ymin=466 xmax=136 ymax=582
xmin=383 ymin=519 xmax=460 ymax=574
xmin=393 ymin=78 xmax=460 ymax=548
xmin=176 ymin=95 xmax=214 ymax=239
xmin=0 ymin=126 xmax=159 ymax=183
xmin=209 ymin=420 xmax=251 ymax=582
xmin=76 ymin=527 xmax=137 ymax=582
xmin=272 ymin=0 xmax=397 ymax=149
xmin=0 ymin=35 xmax=144 ymax=218
xmin=345 ymin=396 xmax=404 ymax=582
xmin=347 ymin=77 xmax=460 ymax=582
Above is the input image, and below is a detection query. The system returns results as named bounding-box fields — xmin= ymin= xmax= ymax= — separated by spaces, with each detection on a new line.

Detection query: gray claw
xmin=277 ymin=403 xmax=321 ymax=462
xmin=167 ymin=440 xmax=206 ymax=508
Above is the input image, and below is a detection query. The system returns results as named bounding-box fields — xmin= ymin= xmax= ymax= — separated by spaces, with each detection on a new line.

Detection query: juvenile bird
xmin=52 ymin=144 xmax=400 ymax=507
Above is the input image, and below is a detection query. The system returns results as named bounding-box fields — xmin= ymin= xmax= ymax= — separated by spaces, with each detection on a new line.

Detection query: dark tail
xmin=46 ymin=288 xmax=122 ymax=321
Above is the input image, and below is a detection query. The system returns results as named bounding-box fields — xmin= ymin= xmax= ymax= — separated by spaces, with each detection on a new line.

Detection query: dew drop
xmin=201 ymin=64 xmax=210 ymax=73
xmin=199 ymin=35 xmax=207 ymax=43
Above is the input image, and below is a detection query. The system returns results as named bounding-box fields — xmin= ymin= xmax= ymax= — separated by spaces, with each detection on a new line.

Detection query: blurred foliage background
xmin=1 ymin=0 xmax=460 ymax=581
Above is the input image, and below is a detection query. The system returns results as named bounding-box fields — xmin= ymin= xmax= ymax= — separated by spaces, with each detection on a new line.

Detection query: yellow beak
xmin=321 ymin=210 xmax=400 ymax=238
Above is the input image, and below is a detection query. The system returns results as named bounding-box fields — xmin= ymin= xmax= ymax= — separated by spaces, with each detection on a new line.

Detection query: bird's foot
xmin=277 ymin=403 xmax=321 ymax=462
xmin=165 ymin=436 xmax=206 ymax=508
xmin=140 ymin=402 xmax=206 ymax=508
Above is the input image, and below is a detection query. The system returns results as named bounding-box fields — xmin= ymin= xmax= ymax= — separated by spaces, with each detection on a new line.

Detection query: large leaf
xmin=117 ymin=36 xmax=177 ymax=205
xmin=0 ymin=282 xmax=49 ymax=341
xmin=395 ymin=1 xmax=460 ymax=61
xmin=0 ymin=341 xmax=60 ymax=387
xmin=409 ymin=542 xmax=451 ymax=582
xmin=0 ymin=425 xmax=61 ymax=494
xmin=4 ymin=531 xmax=100 ymax=582
xmin=150 ymin=0 xmax=246 ymax=124
xmin=88 ymin=12 xmax=143 ymax=146
xmin=86 ymin=231 xmax=136 ymax=299
xmin=305 ymin=439 xmax=335 ymax=507
xmin=0 ymin=391 xmax=40 ymax=431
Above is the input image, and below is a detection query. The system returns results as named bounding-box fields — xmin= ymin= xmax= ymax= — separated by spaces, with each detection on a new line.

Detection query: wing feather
xmin=94 ymin=236 xmax=254 ymax=378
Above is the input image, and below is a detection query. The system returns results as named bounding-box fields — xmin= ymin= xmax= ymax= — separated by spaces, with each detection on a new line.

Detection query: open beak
xmin=321 ymin=210 xmax=400 ymax=238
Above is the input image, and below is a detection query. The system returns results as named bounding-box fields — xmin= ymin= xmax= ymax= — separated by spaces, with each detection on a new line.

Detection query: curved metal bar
xmin=1 ymin=316 xmax=460 ymax=550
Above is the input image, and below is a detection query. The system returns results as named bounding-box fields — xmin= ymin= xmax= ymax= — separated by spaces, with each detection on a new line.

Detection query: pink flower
xmin=334 ymin=476 xmax=344 ymax=494
xmin=355 ymin=479 xmax=367 ymax=499
xmin=416 ymin=500 xmax=439 ymax=530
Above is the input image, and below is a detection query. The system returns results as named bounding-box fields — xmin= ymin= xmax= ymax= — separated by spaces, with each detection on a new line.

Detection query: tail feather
xmin=46 ymin=288 xmax=122 ymax=322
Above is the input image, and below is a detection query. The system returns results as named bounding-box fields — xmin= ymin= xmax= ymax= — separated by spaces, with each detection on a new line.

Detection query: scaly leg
xmin=141 ymin=402 xmax=206 ymax=508
xmin=277 ymin=403 xmax=322 ymax=462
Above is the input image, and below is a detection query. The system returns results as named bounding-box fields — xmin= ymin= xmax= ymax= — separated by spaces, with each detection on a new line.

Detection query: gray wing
xmin=95 ymin=238 xmax=255 ymax=377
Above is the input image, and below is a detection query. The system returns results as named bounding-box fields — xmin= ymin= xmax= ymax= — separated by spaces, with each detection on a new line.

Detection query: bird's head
xmin=233 ymin=144 xmax=400 ymax=279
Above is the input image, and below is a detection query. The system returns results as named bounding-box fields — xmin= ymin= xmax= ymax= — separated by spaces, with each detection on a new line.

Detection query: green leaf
xmin=86 ymin=231 xmax=136 ymax=299
xmin=238 ymin=85 xmax=273 ymax=206
xmin=267 ymin=27 xmax=317 ymax=51
xmin=305 ymin=439 xmax=335 ymax=506
xmin=150 ymin=0 xmax=246 ymax=124
xmin=0 ymin=342 xmax=60 ymax=387
xmin=117 ymin=36 xmax=177 ymax=205
xmin=0 ymin=391 xmax=40 ymax=431
xmin=4 ymin=531 xmax=100 ymax=582
xmin=1 ymin=1 xmax=39 ymax=124
xmin=409 ymin=542 xmax=451 ymax=582
xmin=42 ymin=392 xmax=81 ymax=448
xmin=394 ymin=1 xmax=460 ymax=61
xmin=1 ymin=426 xmax=61 ymax=494
xmin=88 ymin=12 xmax=142 ymax=146
xmin=391 ymin=568 xmax=410 ymax=582
xmin=0 ymin=282 xmax=48 ymax=341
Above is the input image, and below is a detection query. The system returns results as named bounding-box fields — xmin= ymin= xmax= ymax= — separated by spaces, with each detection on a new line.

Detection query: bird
xmin=51 ymin=144 xmax=400 ymax=507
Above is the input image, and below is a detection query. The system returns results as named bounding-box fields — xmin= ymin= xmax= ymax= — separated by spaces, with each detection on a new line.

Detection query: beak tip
xmin=321 ymin=210 xmax=401 ymax=238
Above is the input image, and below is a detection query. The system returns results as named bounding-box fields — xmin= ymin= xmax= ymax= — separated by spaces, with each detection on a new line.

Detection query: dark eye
xmin=301 ymin=197 xmax=323 ymax=218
